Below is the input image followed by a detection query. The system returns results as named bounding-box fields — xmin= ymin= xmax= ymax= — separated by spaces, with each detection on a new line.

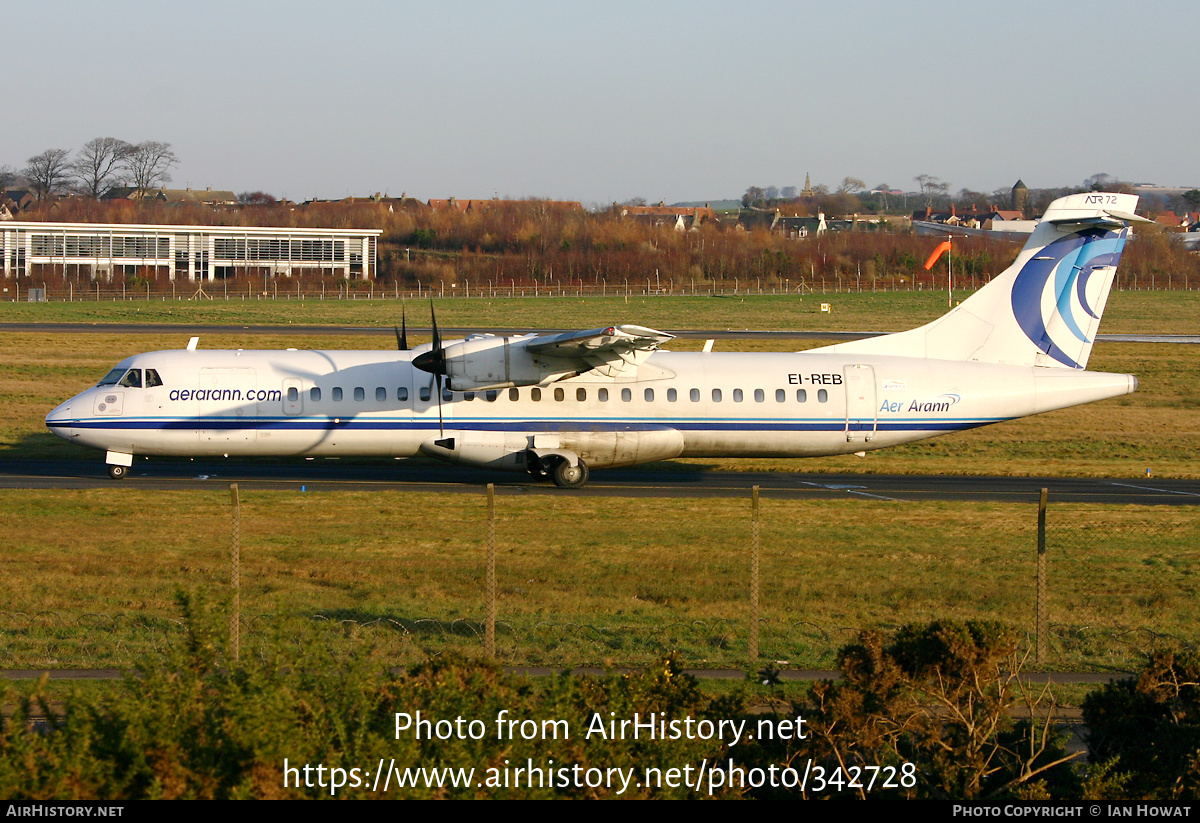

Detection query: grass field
xmin=0 ymin=488 xmax=1194 ymax=672
xmin=4 ymin=287 xmax=1200 ymax=334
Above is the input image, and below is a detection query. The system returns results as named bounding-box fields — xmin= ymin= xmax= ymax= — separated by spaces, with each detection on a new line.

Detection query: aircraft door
xmin=843 ymin=364 xmax=877 ymax=442
xmin=282 ymin=378 xmax=303 ymax=416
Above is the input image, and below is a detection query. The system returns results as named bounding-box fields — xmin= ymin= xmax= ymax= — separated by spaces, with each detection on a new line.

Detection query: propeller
xmin=411 ymin=301 xmax=446 ymax=436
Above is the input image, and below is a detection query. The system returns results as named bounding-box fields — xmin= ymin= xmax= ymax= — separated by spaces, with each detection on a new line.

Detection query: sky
xmin=7 ymin=0 xmax=1195 ymax=205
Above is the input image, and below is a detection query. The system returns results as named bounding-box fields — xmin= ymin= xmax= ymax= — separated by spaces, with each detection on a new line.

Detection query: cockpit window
xmin=97 ymin=367 xmax=127 ymax=387
xmin=145 ymin=368 xmax=163 ymax=388
xmin=118 ymin=369 xmax=143 ymax=388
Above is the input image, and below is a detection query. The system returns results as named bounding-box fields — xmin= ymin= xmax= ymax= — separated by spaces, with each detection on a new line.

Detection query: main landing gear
xmin=529 ymin=453 xmax=590 ymax=489
xmin=108 ymin=464 xmax=127 ymax=480
xmin=551 ymin=458 xmax=589 ymax=489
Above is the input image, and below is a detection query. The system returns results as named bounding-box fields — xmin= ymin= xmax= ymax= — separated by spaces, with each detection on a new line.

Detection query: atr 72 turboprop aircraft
xmin=47 ymin=192 xmax=1144 ymax=488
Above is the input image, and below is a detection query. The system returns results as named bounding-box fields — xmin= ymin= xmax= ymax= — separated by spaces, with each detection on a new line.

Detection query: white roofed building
xmin=1 ymin=222 xmax=382 ymax=280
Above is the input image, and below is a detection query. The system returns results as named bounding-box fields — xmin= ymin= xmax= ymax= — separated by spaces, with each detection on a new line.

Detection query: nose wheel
xmin=551 ymin=458 xmax=589 ymax=489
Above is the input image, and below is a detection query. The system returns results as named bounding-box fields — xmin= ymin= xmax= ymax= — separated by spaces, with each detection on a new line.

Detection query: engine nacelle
xmin=440 ymin=336 xmax=570 ymax=392
xmin=420 ymin=430 xmax=535 ymax=471
xmin=419 ymin=428 xmax=684 ymax=471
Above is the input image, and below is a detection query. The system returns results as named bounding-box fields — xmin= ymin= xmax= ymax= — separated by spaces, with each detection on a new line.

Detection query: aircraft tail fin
xmin=814 ymin=192 xmax=1144 ymax=369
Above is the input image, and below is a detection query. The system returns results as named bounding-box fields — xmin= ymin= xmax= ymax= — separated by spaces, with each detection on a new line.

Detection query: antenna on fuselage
xmin=187 ymin=337 xmax=199 ymax=351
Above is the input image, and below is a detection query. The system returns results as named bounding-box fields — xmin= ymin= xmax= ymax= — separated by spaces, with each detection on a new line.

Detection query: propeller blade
xmin=435 ymin=373 xmax=445 ymax=437
xmin=429 ymin=301 xmax=445 ymax=436
xmin=412 ymin=300 xmax=447 ymax=375
xmin=394 ymin=303 xmax=409 ymax=351
xmin=430 ymin=299 xmax=441 ymax=352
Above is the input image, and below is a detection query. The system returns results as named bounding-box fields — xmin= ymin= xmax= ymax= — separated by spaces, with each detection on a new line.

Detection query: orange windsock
xmin=923 ymin=240 xmax=951 ymax=270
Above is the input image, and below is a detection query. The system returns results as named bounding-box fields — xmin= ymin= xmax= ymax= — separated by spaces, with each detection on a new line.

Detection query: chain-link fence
xmin=1 ymin=488 xmax=1195 ymax=672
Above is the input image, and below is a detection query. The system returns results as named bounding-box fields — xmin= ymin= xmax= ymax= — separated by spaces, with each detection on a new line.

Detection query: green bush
xmin=0 ymin=594 xmax=747 ymax=799
xmin=790 ymin=621 xmax=1079 ymax=799
xmin=1082 ymin=649 xmax=1200 ymax=800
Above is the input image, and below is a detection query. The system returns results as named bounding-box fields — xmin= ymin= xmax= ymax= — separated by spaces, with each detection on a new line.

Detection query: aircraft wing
xmin=524 ymin=325 xmax=674 ymax=357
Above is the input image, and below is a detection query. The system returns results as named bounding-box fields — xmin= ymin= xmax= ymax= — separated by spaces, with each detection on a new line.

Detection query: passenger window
xmin=776 ymin=389 xmax=785 ymax=402
xmin=554 ymin=387 xmax=564 ymax=401
xmin=118 ymin=369 xmax=142 ymax=388
xmin=464 ymin=391 xmax=474 ymax=401
xmin=690 ymin=388 xmax=700 ymax=402
xmin=311 ymin=387 xmax=322 ymax=401
xmin=644 ymin=388 xmax=654 ymax=402
xmin=531 ymin=388 xmax=541 ymax=401
xmin=796 ymin=389 xmax=807 ymax=402
xmin=712 ymin=389 xmax=722 ymax=402
xmin=333 ymin=387 xmax=343 ymax=401
xmin=621 ymin=388 xmax=632 ymax=402
xmin=509 ymin=388 xmax=519 ymax=401
xmin=485 ymin=390 xmax=498 ymax=402
xmin=733 ymin=389 xmax=743 ymax=403
xmin=818 ymin=389 xmax=828 ymax=403
xmin=354 ymin=387 xmax=365 ymax=401
xmin=287 ymin=387 xmax=299 ymax=402
xmin=419 ymin=386 xmax=430 ymax=402
xmin=442 ymin=388 xmax=453 ymax=401
xmin=376 ymin=387 xmax=386 ymax=402
xmin=755 ymin=389 xmax=765 ymax=403
xmin=598 ymin=388 xmax=609 ymax=402
xmin=145 ymin=369 xmax=163 ymax=388
xmin=667 ymin=388 xmax=677 ymax=402
xmin=576 ymin=388 xmax=586 ymax=401
xmin=397 ymin=387 xmax=408 ymax=402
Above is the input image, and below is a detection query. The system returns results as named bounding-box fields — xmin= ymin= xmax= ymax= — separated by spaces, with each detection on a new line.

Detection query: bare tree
xmin=0 ymin=165 xmax=17 ymax=191
xmin=872 ymin=182 xmax=892 ymax=210
xmin=23 ymin=148 xmax=72 ymax=200
xmin=1083 ymin=172 xmax=1116 ymax=191
xmin=837 ymin=176 xmax=866 ymax=194
xmin=914 ymin=174 xmax=950 ymax=208
xmin=237 ymin=191 xmax=278 ymax=205
xmin=70 ymin=137 xmax=133 ymax=198
xmin=124 ymin=141 xmax=179 ymax=197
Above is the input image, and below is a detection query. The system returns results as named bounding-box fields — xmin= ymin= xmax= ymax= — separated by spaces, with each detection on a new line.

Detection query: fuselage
xmin=45 ymin=345 xmax=1137 ymax=469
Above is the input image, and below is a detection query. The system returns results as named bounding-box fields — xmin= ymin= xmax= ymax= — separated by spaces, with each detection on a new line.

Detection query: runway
xmin=4 ymin=322 xmax=1199 ymax=344
xmin=3 ymin=458 xmax=1197 ymax=504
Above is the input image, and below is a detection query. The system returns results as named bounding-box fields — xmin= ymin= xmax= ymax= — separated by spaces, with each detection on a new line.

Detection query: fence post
xmin=485 ymin=483 xmax=496 ymax=659
xmin=750 ymin=485 xmax=760 ymax=664
xmin=230 ymin=483 xmax=241 ymax=663
xmin=1036 ymin=487 xmax=1048 ymax=665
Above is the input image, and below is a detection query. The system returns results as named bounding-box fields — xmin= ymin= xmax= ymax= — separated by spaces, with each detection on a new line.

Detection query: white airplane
xmin=46 ymin=192 xmax=1144 ymax=488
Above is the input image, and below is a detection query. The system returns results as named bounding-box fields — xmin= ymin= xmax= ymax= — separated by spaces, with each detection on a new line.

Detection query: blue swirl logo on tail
xmin=1009 ymin=229 xmax=1127 ymax=368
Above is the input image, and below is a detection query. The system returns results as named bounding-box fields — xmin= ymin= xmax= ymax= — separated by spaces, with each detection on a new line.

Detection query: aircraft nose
xmin=45 ymin=401 xmax=74 ymax=428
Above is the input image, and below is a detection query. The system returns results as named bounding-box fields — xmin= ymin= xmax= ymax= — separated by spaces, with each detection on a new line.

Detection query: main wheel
xmin=108 ymin=464 xmax=128 ymax=480
xmin=551 ymin=458 xmax=589 ymax=489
